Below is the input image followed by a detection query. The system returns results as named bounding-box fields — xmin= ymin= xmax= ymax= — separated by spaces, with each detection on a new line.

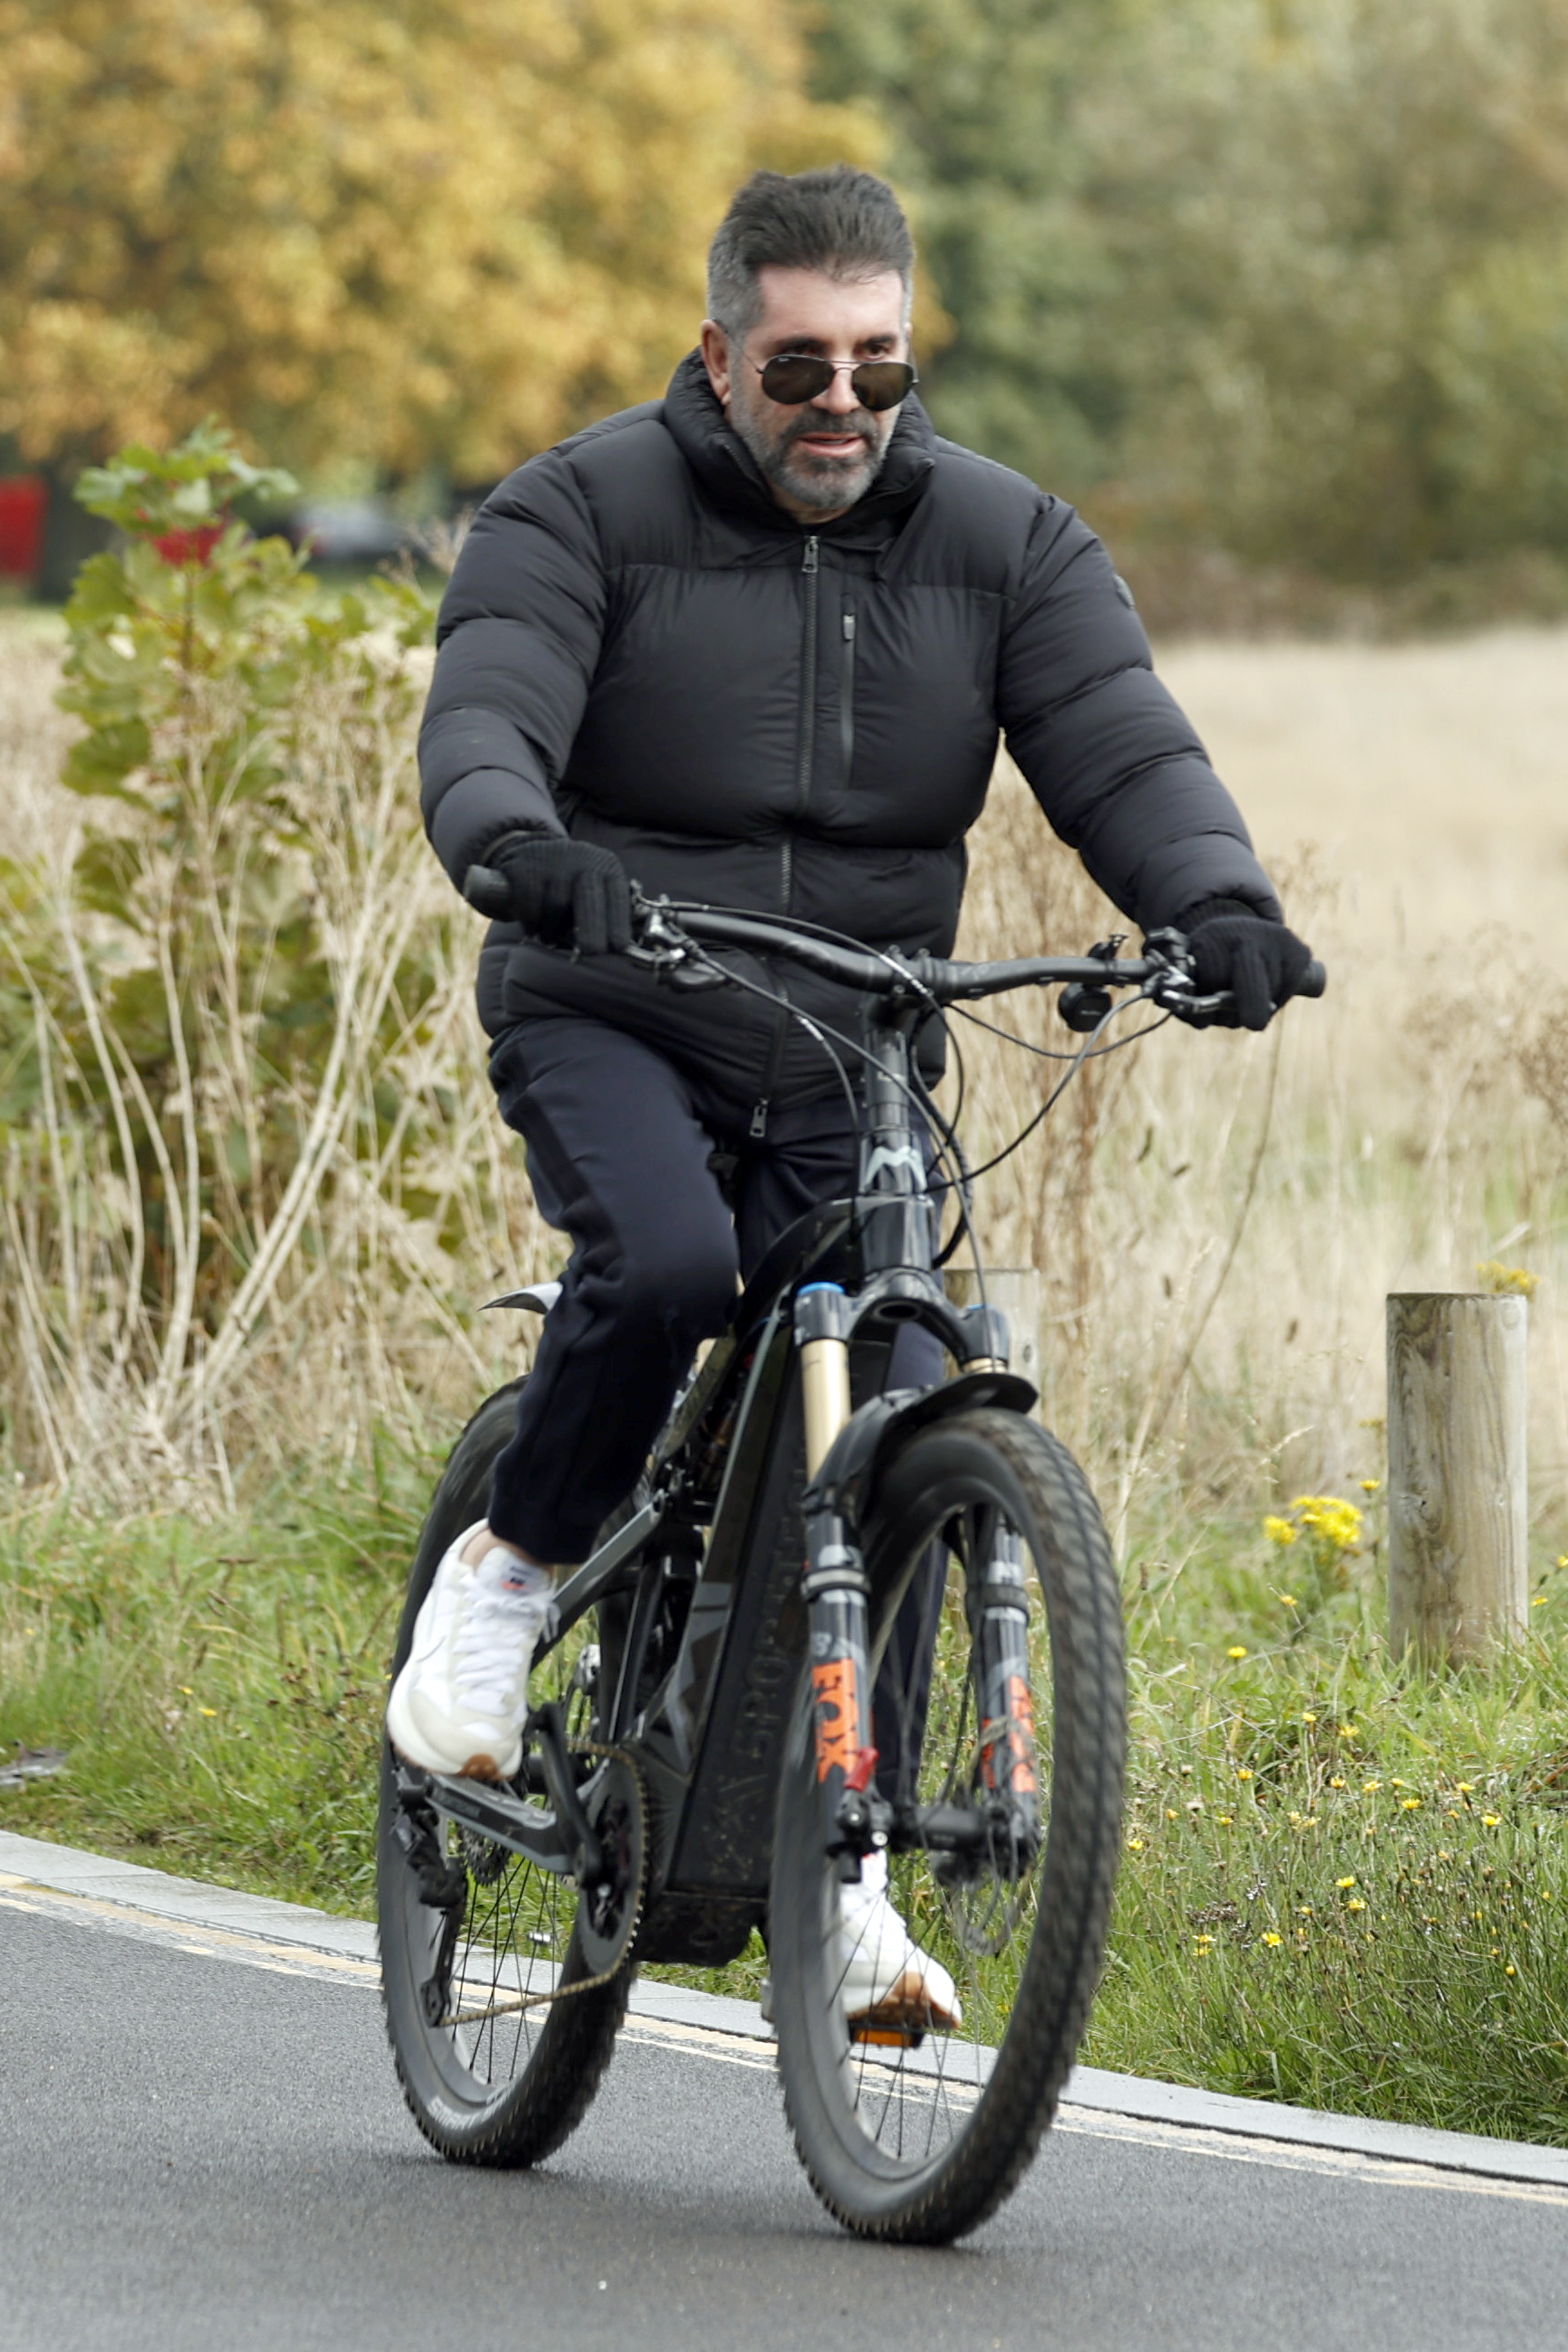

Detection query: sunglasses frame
xmin=751 ymin=352 xmax=918 ymax=414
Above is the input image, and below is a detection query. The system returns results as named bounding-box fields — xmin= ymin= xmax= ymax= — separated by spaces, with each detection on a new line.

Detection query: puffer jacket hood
xmin=659 ymin=349 xmax=938 ymax=536
xmin=420 ymin=352 xmax=1280 ymax=1119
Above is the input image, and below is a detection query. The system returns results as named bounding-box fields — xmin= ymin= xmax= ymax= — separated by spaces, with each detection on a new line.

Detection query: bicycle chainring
xmin=574 ymin=1750 xmax=649 ymax=1980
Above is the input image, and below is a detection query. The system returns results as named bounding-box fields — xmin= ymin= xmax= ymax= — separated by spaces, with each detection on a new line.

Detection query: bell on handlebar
xmin=1058 ymin=982 xmax=1114 ymax=1034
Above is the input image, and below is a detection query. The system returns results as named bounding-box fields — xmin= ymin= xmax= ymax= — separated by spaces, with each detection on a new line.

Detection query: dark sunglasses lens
xmin=758 ymin=356 xmax=916 ymax=409
xmin=760 ymin=355 xmax=834 ymax=404
xmin=850 ymin=361 xmax=916 ymax=412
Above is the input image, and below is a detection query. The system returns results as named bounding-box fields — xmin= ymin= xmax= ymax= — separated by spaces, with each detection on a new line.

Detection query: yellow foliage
xmin=0 ymin=0 xmax=881 ymax=478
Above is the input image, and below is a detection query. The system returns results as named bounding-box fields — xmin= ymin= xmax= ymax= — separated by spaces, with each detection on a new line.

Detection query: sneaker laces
xmin=453 ymin=1552 xmax=555 ymax=1717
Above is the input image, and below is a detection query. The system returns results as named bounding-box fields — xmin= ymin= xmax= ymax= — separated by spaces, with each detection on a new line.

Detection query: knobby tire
xmin=769 ymin=1409 xmax=1126 ymax=2242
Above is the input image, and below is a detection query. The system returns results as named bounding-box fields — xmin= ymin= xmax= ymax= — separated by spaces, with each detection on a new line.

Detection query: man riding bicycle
xmin=388 ymin=165 xmax=1311 ymax=2026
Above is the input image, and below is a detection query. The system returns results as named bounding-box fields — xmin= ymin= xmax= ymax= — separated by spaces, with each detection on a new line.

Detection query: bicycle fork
xmin=796 ymin=1281 xmax=885 ymax=1882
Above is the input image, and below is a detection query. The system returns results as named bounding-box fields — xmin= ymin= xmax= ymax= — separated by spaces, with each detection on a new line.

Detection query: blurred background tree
xmin=5 ymin=0 xmax=1568 ymax=610
xmin=814 ymin=0 xmax=1568 ymax=606
xmin=0 ymin=0 xmax=875 ymax=579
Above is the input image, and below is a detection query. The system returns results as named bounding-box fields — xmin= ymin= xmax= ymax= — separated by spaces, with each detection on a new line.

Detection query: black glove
xmin=485 ymin=833 xmax=633 ymax=955
xmin=1174 ymin=898 xmax=1313 ymax=1032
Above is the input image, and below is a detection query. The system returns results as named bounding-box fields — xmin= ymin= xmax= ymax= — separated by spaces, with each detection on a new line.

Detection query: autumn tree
xmin=0 ymin=0 xmax=876 ymax=489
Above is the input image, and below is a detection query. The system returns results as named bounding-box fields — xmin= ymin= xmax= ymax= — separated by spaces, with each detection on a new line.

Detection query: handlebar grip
xmin=462 ymin=863 xmax=514 ymax=921
xmin=1297 ymin=959 xmax=1327 ymax=1000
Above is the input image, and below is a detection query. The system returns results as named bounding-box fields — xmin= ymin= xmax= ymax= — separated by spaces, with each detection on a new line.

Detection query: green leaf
xmin=61 ymin=720 xmax=152 ymax=797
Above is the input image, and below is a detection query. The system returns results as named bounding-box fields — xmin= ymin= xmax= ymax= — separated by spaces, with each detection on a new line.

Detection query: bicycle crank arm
xmin=396 ymin=1744 xmax=602 ymax=1887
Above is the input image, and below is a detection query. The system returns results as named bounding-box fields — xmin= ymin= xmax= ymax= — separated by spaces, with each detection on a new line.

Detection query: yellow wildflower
xmin=1476 ymin=1261 xmax=1537 ymax=1299
xmin=1483 ymin=1813 xmax=1502 ymax=1828
xmin=1263 ymin=1932 xmax=1283 ymax=1947
xmin=1401 ymin=1797 xmax=1421 ymax=1811
xmin=1264 ymin=1516 xmax=1297 ymax=1548
xmin=1126 ymin=1836 xmax=1145 ymax=1852
xmin=1227 ymin=1646 xmax=1248 ymax=1660
xmin=1329 ymin=1775 xmax=1346 ymax=1789
xmin=1347 ymin=1897 xmax=1366 ymax=1912
xmin=1302 ymin=1710 xmax=1317 ymax=1723
xmin=1336 ymin=1876 xmax=1357 ymax=1889
xmin=1292 ymin=1494 xmax=1364 ymax=1552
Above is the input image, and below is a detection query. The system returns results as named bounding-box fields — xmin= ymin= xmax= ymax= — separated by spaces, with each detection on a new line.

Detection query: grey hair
xmin=705 ymin=166 xmax=915 ymax=343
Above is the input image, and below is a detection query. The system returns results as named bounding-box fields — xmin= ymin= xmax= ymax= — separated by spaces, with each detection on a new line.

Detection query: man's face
xmin=700 ymin=266 xmax=911 ymax=525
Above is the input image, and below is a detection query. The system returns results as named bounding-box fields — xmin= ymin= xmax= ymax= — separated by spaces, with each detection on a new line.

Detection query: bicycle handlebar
xmin=461 ymin=867 xmax=1326 ymax=1014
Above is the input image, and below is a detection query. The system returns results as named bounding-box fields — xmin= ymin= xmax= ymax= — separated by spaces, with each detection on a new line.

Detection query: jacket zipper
xmin=840 ymin=603 xmax=856 ymax=783
xmin=796 ymin=535 xmax=819 ymax=813
xmin=753 ymin=535 xmax=820 ymax=1141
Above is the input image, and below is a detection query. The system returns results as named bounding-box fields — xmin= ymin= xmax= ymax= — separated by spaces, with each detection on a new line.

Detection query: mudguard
xmin=801 ymin=1367 xmax=1038 ymax=1532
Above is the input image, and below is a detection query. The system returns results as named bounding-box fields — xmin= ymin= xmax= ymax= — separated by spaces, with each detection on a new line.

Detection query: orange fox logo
xmin=812 ymin=1656 xmax=858 ymax=1783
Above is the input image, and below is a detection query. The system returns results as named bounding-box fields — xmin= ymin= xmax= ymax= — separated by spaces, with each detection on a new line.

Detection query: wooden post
xmin=1386 ymin=1292 xmax=1528 ymax=1664
xmin=945 ymin=1266 xmax=1041 ymax=1396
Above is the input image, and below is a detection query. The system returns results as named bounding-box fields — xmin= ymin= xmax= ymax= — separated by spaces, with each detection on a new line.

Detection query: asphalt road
xmin=5 ymin=1880 xmax=1568 ymax=2352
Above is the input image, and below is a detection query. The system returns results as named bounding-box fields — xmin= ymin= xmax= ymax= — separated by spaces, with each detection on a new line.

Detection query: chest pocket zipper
xmin=841 ymin=606 xmax=856 ymax=784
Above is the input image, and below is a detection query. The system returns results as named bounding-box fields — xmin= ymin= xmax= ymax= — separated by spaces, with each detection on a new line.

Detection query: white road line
xmin=7 ymin=1829 xmax=1568 ymax=2203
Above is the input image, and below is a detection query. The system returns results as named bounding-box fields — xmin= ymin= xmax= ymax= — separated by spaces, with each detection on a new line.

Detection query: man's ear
xmin=700 ymin=320 xmax=732 ymax=409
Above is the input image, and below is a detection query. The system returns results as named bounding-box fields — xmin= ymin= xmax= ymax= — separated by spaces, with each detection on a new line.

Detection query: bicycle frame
xmin=395 ymin=973 xmax=1034 ymax=1966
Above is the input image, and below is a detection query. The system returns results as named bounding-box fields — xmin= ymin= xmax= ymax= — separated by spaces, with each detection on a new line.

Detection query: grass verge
xmin=4 ymin=1485 xmax=1568 ymax=2144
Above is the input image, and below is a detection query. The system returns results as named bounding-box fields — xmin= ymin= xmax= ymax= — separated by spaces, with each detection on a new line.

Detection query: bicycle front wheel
xmin=769 ymin=1408 xmax=1125 ymax=2242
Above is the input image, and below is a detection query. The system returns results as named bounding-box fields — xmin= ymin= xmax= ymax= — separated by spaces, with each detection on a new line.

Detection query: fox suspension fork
xmin=971 ymin=1526 xmax=1043 ymax=1875
xmin=796 ymin=1282 xmax=886 ymax=1881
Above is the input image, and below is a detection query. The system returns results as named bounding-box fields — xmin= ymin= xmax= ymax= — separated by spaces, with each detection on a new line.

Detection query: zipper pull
xmin=842 ymin=611 xmax=855 ymax=641
xmin=802 ymin=536 xmax=819 ymax=574
xmin=749 ymin=1097 xmax=771 ymax=1141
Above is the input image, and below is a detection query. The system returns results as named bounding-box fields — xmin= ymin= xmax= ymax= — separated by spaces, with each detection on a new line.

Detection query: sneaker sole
xmin=386 ymin=1687 xmax=517 ymax=1783
xmin=845 ymin=1971 xmax=962 ymax=2035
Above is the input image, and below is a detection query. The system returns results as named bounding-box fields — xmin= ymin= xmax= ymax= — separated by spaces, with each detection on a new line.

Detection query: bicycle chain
xmin=442 ymin=1740 xmax=649 ymax=2028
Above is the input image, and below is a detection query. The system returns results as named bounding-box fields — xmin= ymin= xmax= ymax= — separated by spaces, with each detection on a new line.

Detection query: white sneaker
xmin=386 ymin=1521 xmax=555 ymax=1782
xmin=838 ymin=1850 xmax=962 ymax=2033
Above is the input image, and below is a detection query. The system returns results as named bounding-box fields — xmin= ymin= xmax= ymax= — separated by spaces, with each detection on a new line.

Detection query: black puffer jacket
xmin=421 ymin=352 xmax=1280 ymax=1116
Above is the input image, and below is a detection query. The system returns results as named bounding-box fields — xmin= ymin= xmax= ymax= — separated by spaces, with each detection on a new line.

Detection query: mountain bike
xmin=377 ymin=887 xmax=1325 ymax=2242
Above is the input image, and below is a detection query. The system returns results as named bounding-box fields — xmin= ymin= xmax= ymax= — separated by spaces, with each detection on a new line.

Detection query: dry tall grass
xmin=1 ymin=616 xmax=1565 ymax=1552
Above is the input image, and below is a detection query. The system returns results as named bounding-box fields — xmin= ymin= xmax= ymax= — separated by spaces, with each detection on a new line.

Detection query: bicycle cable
xmin=673 ymin=940 xmax=981 ymax=1274
xmin=951 ymin=999 xmax=1174 ymax=1065
xmin=655 ymin=909 xmax=1160 ymax=1287
xmin=954 ymin=992 xmax=1167 ymax=1187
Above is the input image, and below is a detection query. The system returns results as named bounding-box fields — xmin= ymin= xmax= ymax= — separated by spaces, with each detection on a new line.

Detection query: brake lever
xmin=623 ymin=891 xmax=732 ymax=989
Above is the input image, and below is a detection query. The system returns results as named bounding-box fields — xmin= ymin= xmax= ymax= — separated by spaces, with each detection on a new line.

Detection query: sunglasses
xmin=753 ymin=352 xmax=918 ymax=413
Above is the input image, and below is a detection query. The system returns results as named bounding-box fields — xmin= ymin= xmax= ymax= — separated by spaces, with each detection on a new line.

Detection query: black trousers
xmin=487 ymin=1017 xmax=941 ymax=1562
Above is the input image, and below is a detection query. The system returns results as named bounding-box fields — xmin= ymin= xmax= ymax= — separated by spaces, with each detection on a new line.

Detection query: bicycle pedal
xmin=848 ymin=2022 xmax=925 ymax=2050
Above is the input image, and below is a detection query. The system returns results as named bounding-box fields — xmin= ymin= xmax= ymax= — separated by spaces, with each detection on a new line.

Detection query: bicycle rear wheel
xmin=377 ymin=1381 xmax=635 ymax=2166
xmin=769 ymin=1408 xmax=1125 ymax=2242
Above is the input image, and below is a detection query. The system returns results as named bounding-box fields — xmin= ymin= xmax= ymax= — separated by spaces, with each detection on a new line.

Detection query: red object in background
xmin=0 ymin=476 xmax=46 ymax=582
xmin=151 ymin=521 xmax=227 ymax=566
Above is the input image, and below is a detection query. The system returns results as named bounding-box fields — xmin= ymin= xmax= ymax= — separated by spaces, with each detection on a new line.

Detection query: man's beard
xmin=729 ymin=397 xmax=890 ymax=515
